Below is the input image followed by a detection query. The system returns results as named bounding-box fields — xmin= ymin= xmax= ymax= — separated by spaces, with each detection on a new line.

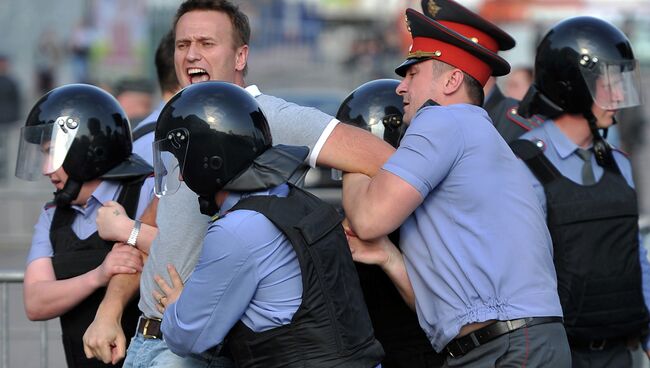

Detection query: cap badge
xmin=471 ymin=37 xmax=479 ymax=44
xmin=427 ymin=0 xmax=441 ymax=17
xmin=408 ymin=50 xmax=443 ymax=58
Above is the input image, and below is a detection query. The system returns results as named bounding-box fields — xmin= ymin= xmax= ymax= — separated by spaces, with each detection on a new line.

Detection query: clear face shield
xmin=15 ymin=117 xmax=79 ymax=181
xmin=152 ymin=128 xmax=189 ymax=197
xmin=580 ymin=57 xmax=642 ymax=110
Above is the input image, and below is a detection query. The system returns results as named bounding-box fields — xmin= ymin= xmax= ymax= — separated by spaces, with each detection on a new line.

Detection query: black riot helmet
xmin=336 ymin=79 xmax=405 ymax=148
xmin=16 ymin=84 xmax=151 ymax=206
xmin=153 ymin=81 xmax=274 ymax=215
xmin=520 ymin=16 xmax=640 ymax=119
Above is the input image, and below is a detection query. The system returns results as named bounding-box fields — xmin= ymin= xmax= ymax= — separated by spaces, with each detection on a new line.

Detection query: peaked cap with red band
xmin=420 ymin=0 xmax=515 ymax=52
xmin=395 ymin=8 xmax=511 ymax=86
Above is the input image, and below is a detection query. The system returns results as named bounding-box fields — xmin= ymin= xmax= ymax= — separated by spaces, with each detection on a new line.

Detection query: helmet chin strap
xmin=198 ymin=195 xmax=219 ymax=217
xmin=54 ymin=179 xmax=82 ymax=207
xmin=584 ymin=110 xmax=616 ymax=169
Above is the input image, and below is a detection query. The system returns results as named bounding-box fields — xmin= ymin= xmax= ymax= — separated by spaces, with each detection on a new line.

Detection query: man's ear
xmin=443 ymin=69 xmax=464 ymax=95
xmin=235 ymin=45 xmax=249 ymax=72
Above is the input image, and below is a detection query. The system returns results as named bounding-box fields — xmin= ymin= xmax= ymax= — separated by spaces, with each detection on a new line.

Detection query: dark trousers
xmin=443 ymin=322 xmax=571 ymax=368
xmin=571 ymin=342 xmax=642 ymax=368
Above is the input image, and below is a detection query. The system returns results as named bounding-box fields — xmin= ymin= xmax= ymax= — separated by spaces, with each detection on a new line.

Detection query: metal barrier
xmin=0 ymin=271 xmax=47 ymax=368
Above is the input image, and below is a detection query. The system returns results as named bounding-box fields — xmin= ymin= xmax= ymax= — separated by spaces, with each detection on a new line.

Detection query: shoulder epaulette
xmin=505 ymin=105 xmax=542 ymax=132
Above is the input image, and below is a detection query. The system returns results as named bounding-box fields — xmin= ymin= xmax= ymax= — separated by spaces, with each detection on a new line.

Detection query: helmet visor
xmin=15 ymin=117 xmax=79 ymax=181
xmin=152 ymin=128 xmax=189 ymax=197
xmin=581 ymin=58 xmax=642 ymax=110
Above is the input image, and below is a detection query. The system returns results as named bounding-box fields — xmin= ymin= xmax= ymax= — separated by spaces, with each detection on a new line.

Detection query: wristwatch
xmin=127 ymin=220 xmax=142 ymax=247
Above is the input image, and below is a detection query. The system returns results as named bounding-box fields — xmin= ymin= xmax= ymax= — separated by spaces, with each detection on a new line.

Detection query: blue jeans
xmin=123 ymin=333 xmax=234 ymax=368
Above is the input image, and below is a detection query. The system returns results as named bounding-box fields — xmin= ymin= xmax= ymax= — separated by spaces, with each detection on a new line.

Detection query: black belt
xmin=569 ymin=336 xmax=638 ymax=351
xmin=445 ymin=317 xmax=563 ymax=358
xmin=137 ymin=317 xmax=163 ymax=339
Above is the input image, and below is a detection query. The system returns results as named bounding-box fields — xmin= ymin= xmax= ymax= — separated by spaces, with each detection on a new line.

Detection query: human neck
xmin=554 ymin=113 xmax=592 ymax=148
xmin=72 ymin=179 xmax=102 ymax=206
xmin=483 ymin=77 xmax=496 ymax=97
xmin=215 ymin=190 xmax=229 ymax=207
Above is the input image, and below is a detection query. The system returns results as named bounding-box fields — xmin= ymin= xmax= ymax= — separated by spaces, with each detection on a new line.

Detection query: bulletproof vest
xmin=226 ymin=185 xmax=384 ymax=368
xmin=50 ymin=175 xmax=148 ymax=368
xmin=511 ymin=139 xmax=648 ymax=340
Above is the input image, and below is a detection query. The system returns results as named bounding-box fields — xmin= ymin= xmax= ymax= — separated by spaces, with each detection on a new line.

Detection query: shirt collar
xmin=218 ymin=183 xmax=289 ymax=216
xmin=543 ymin=120 xmax=582 ymax=159
xmin=71 ymin=180 xmax=121 ymax=215
xmin=245 ymin=85 xmax=262 ymax=97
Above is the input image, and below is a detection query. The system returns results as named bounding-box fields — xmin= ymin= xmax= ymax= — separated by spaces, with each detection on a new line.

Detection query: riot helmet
xmin=336 ymin=79 xmax=405 ymax=149
xmin=16 ymin=84 xmax=150 ymax=206
xmin=520 ymin=16 xmax=640 ymax=118
xmin=518 ymin=16 xmax=640 ymax=167
xmin=153 ymin=81 xmax=273 ymax=215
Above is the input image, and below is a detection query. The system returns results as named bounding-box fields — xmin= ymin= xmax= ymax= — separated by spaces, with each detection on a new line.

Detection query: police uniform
xmin=18 ymin=84 xmax=154 ymax=368
xmin=28 ymin=179 xmax=154 ymax=368
xmin=337 ymin=79 xmax=444 ymax=367
xmin=515 ymin=121 xmax=650 ymax=367
xmin=155 ymin=82 xmax=383 ymax=368
xmin=512 ymin=15 xmax=649 ymax=368
xmin=420 ymin=0 xmax=541 ymax=143
xmin=389 ymin=9 xmax=570 ymax=366
xmin=484 ymin=85 xmax=543 ymax=142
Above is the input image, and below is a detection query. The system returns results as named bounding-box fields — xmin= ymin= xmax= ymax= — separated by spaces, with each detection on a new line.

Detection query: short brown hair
xmin=155 ymin=30 xmax=180 ymax=93
xmin=431 ymin=61 xmax=484 ymax=106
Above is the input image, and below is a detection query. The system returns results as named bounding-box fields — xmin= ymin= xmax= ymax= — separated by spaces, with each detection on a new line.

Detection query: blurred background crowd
xmin=1 ymin=0 xmax=650 ymax=366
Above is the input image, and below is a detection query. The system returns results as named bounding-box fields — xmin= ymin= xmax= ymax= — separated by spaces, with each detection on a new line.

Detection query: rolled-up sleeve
xmin=26 ymin=208 xmax=55 ymax=265
xmin=383 ymin=108 xmax=462 ymax=198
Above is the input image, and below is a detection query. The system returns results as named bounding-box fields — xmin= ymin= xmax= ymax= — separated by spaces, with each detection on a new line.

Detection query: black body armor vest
xmin=226 ymin=185 xmax=384 ymax=368
xmin=50 ymin=176 xmax=147 ymax=367
xmin=511 ymin=140 xmax=648 ymax=340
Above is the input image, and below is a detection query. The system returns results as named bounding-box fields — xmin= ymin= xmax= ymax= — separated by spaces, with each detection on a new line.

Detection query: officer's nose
xmin=396 ymin=79 xmax=407 ymax=97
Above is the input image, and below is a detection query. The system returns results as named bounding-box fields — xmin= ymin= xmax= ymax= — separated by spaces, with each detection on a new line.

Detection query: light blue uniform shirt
xmin=161 ymin=184 xmax=302 ymax=356
xmin=27 ymin=177 xmax=155 ymax=265
xmin=131 ymin=102 xmax=164 ymax=166
xmin=520 ymin=120 xmax=650 ymax=349
xmin=383 ymin=104 xmax=563 ymax=352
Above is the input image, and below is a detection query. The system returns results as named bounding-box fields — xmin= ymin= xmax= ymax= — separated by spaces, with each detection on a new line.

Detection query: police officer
xmin=421 ymin=0 xmax=541 ymax=142
xmin=512 ymin=16 xmax=650 ymax=367
xmin=343 ymin=8 xmax=570 ymax=367
xmin=18 ymin=84 xmax=154 ymax=367
xmin=337 ymin=79 xmax=445 ymax=368
xmin=151 ymin=81 xmax=384 ymax=368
